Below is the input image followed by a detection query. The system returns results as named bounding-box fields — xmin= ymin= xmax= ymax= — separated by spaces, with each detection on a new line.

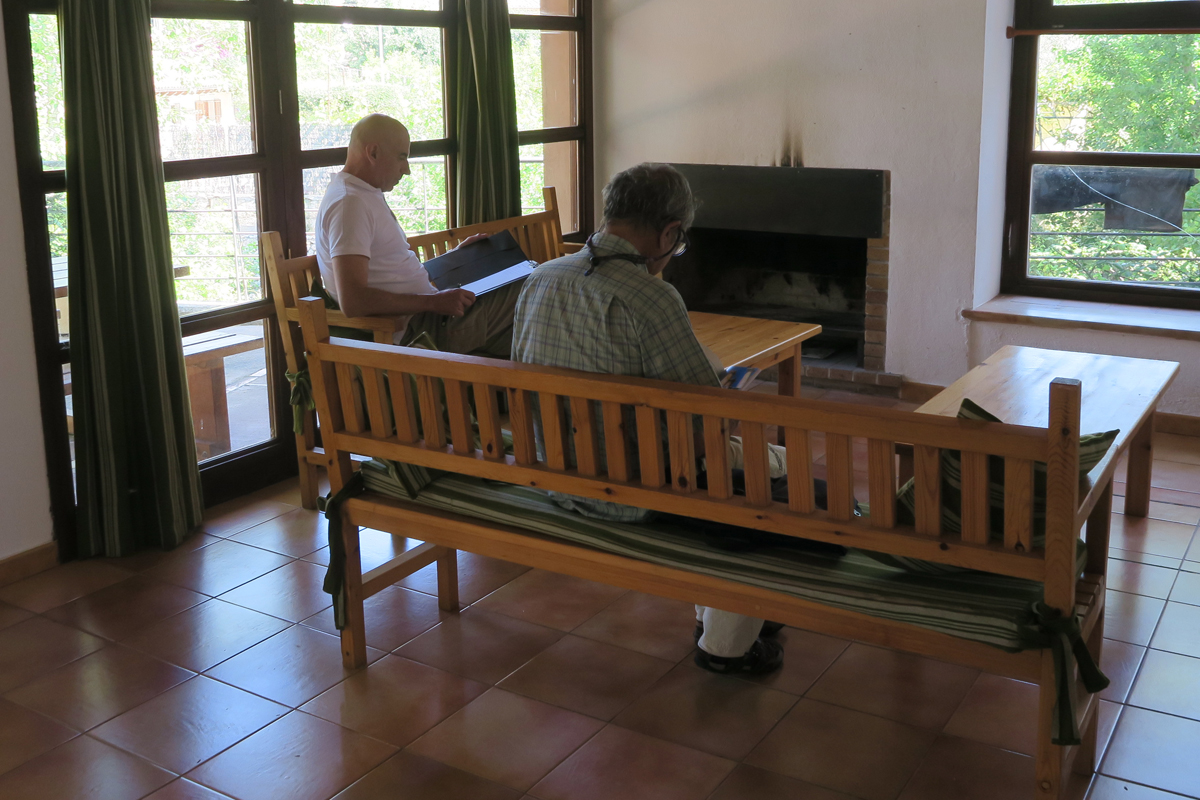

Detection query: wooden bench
xmin=263 ymin=186 xmax=577 ymax=509
xmin=296 ymin=296 xmax=1163 ymax=800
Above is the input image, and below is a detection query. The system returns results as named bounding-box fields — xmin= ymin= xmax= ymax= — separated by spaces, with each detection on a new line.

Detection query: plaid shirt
xmin=513 ymin=232 xmax=719 ymax=521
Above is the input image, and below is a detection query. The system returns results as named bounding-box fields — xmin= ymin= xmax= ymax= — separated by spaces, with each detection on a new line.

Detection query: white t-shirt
xmin=314 ymin=172 xmax=436 ymax=331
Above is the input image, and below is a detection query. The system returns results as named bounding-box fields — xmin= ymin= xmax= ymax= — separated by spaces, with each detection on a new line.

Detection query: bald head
xmin=344 ymin=114 xmax=412 ymax=192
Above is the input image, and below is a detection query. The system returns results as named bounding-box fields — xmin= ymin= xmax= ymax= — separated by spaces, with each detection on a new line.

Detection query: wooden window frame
xmin=1003 ymin=0 xmax=1200 ymax=311
xmin=3 ymin=0 xmax=594 ymax=559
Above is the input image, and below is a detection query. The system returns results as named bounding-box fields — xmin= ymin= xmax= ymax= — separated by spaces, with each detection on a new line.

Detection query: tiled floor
xmin=1 ymin=406 xmax=1199 ymax=799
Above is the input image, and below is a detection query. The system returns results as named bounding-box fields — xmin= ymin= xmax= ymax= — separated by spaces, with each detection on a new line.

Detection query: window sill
xmin=964 ymin=294 xmax=1200 ymax=343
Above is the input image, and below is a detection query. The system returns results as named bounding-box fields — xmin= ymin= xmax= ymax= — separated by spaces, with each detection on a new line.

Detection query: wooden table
xmin=689 ymin=311 xmax=822 ymax=397
xmin=917 ymin=345 xmax=1179 ymax=517
xmin=183 ymin=328 xmax=265 ymax=460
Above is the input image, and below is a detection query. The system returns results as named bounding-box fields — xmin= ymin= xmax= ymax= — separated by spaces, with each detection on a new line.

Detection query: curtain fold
xmin=61 ymin=0 xmax=203 ymax=557
xmin=454 ymin=0 xmax=522 ymax=225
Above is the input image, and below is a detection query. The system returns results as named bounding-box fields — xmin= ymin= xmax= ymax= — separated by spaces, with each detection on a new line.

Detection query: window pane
xmin=295 ymin=24 xmax=445 ymax=149
xmin=151 ymin=18 xmax=254 ymax=160
xmin=519 ymin=140 xmax=578 ymax=234
xmin=295 ymin=0 xmax=440 ymax=9
xmin=167 ymin=174 xmax=262 ymax=314
xmin=512 ymin=30 xmax=577 ymax=131
xmin=1036 ymin=34 xmax=1200 ymax=154
xmin=304 ymin=159 xmax=448 ymax=254
xmin=30 ymin=14 xmax=65 ymax=170
xmin=508 ymin=0 xmax=575 ymax=15
xmin=47 ymin=192 xmax=69 ymax=341
xmin=1028 ymin=163 xmax=1200 ymax=289
xmin=183 ymin=321 xmax=272 ymax=462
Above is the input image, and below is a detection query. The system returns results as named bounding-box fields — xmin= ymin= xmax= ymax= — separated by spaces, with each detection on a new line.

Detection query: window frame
xmin=4 ymin=0 xmax=594 ymax=558
xmin=1003 ymin=0 xmax=1200 ymax=311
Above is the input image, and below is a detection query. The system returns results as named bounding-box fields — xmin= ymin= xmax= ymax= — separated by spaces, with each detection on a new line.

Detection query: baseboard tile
xmin=1157 ymin=412 xmax=1200 ymax=438
xmin=0 ymin=542 xmax=58 ymax=588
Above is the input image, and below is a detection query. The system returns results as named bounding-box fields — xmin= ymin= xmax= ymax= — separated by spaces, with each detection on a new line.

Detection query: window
xmin=5 ymin=0 xmax=592 ymax=539
xmin=1004 ymin=0 xmax=1200 ymax=308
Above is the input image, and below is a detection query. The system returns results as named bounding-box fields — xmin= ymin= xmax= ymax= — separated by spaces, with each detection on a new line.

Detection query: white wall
xmin=595 ymin=0 xmax=1200 ymax=415
xmin=0 ymin=13 xmax=56 ymax=562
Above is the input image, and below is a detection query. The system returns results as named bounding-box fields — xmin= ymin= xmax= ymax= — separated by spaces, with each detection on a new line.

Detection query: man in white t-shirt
xmin=314 ymin=113 xmax=522 ymax=356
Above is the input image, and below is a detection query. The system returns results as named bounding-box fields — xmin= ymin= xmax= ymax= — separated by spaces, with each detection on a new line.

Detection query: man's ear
xmin=365 ymin=143 xmax=379 ymax=163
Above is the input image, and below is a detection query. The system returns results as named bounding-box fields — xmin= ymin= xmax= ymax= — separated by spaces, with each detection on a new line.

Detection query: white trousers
xmin=695 ymin=605 xmax=764 ymax=658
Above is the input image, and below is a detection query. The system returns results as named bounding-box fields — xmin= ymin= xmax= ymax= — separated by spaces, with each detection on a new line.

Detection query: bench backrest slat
xmin=702 ymin=416 xmax=733 ymax=500
xmin=785 ymin=428 xmax=816 ymax=514
xmin=867 ymin=439 xmax=897 ymax=529
xmin=1004 ymin=457 xmax=1036 ymax=552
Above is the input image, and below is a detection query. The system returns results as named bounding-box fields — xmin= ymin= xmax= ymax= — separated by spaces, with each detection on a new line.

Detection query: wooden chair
xmin=262 ymin=231 xmax=399 ymax=509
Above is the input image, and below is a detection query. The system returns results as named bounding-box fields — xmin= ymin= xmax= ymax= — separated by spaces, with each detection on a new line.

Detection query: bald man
xmin=313 ymin=113 xmax=522 ymax=356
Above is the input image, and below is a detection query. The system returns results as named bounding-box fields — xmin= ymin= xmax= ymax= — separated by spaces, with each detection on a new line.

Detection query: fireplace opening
xmin=662 ymin=164 xmax=890 ymax=376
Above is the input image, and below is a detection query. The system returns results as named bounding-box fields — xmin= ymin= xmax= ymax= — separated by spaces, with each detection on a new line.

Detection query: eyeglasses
xmin=671 ymin=228 xmax=690 ymax=257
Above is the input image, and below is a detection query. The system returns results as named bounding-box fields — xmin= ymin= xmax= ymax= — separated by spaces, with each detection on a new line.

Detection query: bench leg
xmin=1036 ymin=650 xmax=1068 ymax=799
xmin=340 ymin=520 xmax=369 ymax=670
xmin=1124 ymin=412 xmax=1155 ymax=518
xmin=296 ymin=409 xmax=320 ymax=510
xmin=436 ymin=549 xmax=460 ymax=612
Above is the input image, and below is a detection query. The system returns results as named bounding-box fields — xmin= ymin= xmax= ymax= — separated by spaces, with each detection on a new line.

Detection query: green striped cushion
xmin=867 ymin=399 xmax=1118 ymax=575
xmin=359 ymin=459 xmax=1053 ymax=652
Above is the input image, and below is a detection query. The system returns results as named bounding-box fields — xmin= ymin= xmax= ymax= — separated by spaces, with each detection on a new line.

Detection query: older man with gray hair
xmin=512 ymin=163 xmax=793 ymax=674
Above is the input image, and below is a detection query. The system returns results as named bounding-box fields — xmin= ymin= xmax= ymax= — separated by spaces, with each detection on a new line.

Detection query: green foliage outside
xmin=1033 ymin=34 xmax=1200 ymax=288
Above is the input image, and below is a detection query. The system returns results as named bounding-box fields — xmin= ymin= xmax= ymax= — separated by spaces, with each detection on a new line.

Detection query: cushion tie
xmin=317 ymin=472 xmax=367 ymax=630
xmin=285 ymin=369 xmax=314 ymax=435
xmin=1019 ymin=601 xmax=1110 ymax=745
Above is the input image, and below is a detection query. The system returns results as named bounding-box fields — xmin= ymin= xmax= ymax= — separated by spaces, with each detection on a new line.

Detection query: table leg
xmin=1124 ymin=412 xmax=1155 ymax=518
xmin=776 ymin=344 xmax=802 ymax=444
xmin=187 ymin=359 xmax=232 ymax=460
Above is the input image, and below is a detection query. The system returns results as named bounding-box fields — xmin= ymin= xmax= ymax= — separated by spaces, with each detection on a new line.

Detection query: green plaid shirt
xmin=513 ymin=232 xmax=719 ymax=521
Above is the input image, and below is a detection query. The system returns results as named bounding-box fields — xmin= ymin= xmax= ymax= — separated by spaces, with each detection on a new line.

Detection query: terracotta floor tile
xmin=4 ymin=645 xmax=193 ymax=731
xmin=199 ymin=497 xmax=294 ymax=538
xmin=571 ymin=591 xmax=697 ymax=661
xmin=1150 ymin=601 xmax=1200 ymax=658
xmin=407 ymin=688 xmax=603 ymax=792
xmin=122 ymin=598 xmax=291 ymax=672
xmin=301 ymin=654 xmax=487 ymax=746
xmin=43 ymin=574 xmax=207 ymax=641
xmin=708 ymin=764 xmax=857 ymax=800
xmin=145 ymin=539 xmax=292 ymax=597
xmin=612 ymin=661 xmax=797 ymax=760
xmin=205 ymin=624 xmax=382 ymax=707
xmin=90 ymin=675 xmax=287 ymax=773
xmin=499 ymin=634 xmax=674 ymax=720
xmin=187 ymin=711 xmax=396 ymax=800
xmin=332 ymin=750 xmax=521 ymax=800
xmin=397 ymin=551 xmax=530 ymax=604
xmin=1106 ymin=559 xmax=1179 ymax=600
xmin=736 ymin=628 xmax=850 ymax=696
xmin=1108 ymin=515 xmax=1195 ymax=559
xmin=806 ymin=643 xmax=979 ymax=730
xmin=1154 ymin=433 xmax=1200 ymax=467
xmin=144 ymin=778 xmax=235 ymax=799
xmin=1098 ymin=639 xmax=1146 ymax=704
xmin=104 ymin=533 xmax=221 ymax=574
xmin=1101 ymin=705 xmax=1200 ymax=797
xmin=0 ymin=601 xmax=33 ymax=632
xmin=1109 ymin=549 xmax=1182 ymax=570
xmin=1127 ymin=648 xmax=1200 ymax=721
xmin=744 ymin=699 xmax=935 ymax=800
xmin=1111 ymin=496 xmax=1200 ymax=524
xmin=1098 ymin=700 xmax=1122 ymax=764
xmin=237 ymin=475 xmax=310 ymax=509
xmin=943 ymin=674 xmax=1039 ymax=755
xmin=226 ymin=507 xmax=327 ymax=557
xmin=0 ymin=616 xmax=107 ymax=693
xmin=531 ymin=724 xmax=734 ymax=800
xmin=216 ymin=560 xmax=330 ymax=623
xmin=1104 ymin=590 xmax=1165 ymax=647
xmin=1169 ymin=569 xmax=1200 ymax=606
xmin=0 ymin=561 xmax=133 ymax=613
xmin=0 ymin=697 xmax=78 ymax=776
xmin=396 ymin=607 xmax=562 ymax=684
xmin=896 ymin=735 xmax=1034 ymax=800
xmin=1148 ymin=460 xmax=1200 ymax=493
xmin=301 ymin=585 xmax=454 ymax=652
xmin=473 ymin=569 xmax=626 ymax=632
xmin=1088 ymin=775 xmax=1187 ymax=800
xmin=0 ymin=735 xmax=173 ymax=800
xmin=301 ymin=528 xmax=424 ymax=571
xmin=1187 ymin=533 xmax=1200 ymax=563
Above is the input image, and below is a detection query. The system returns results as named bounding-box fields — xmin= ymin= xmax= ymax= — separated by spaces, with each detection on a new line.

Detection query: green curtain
xmin=61 ymin=0 xmax=203 ymax=557
xmin=454 ymin=0 xmax=522 ymax=225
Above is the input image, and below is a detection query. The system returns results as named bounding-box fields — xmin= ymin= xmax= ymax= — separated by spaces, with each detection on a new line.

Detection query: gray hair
xmin=601 ymin=163 xmax=696 ymax=232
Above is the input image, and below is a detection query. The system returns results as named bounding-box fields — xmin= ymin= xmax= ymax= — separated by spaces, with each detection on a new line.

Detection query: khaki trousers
xmin=401 ymin=279 xmax=524 ymax=358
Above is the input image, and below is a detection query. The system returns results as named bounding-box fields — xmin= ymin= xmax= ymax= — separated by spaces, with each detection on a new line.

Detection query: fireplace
xmin=665 ymin=164 xmax=895 ymax=387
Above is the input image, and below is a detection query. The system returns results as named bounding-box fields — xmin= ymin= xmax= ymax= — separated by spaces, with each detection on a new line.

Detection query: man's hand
xmin=450 ymin=233 xmax=489 ymax=251
xmin=427 ymin=288 xmax=476 ymax=317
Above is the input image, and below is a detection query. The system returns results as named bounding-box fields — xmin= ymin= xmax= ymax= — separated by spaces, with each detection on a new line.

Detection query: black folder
xmin=423 ymin=230 xmax=535 ymax=295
